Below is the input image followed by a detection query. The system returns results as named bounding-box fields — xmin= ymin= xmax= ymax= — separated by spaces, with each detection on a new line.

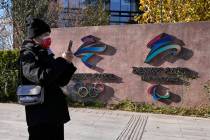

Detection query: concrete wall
xmin=51 ymin=21 xmax=210 ymax=107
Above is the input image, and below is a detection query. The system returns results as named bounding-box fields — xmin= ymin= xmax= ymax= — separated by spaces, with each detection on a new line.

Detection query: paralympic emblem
xmin=144 ymin=33 xmax=182 ymax=64
xmin=74 ymin=35 xmax=107 ymax=68
xmin=144 ymin=33 xmax=183 ymax=102
xmin=148 ymin=85 xmax=170 ymax=101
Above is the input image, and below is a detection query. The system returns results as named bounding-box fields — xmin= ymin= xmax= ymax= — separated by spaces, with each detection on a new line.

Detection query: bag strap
xmin=18 ymin=51 xmax=23 ymax=85
xmin=18 ymin=40 xmax=40 ymax=86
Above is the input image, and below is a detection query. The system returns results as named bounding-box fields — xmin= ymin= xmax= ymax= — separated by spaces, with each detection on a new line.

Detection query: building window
xmin=109 ymin=0 xmax=140 ymax=24
xmin=60 ymin=0 xmax=141 ymax=26
xmin=63 ymin=0 xmax=68 ymax=8
xmin=110 ymin=0 xmax=120 ymax=11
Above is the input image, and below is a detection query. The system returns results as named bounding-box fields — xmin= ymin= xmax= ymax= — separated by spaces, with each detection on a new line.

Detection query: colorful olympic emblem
xmin=145 ymin=33 xmax=182 ymax=64
xmin=74 ymin=35 xmax=107 ymax=68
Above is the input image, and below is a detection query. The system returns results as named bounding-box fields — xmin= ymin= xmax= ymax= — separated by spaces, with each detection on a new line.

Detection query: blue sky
xmin=0 ymin=0 xmax=13 ymax=49
xmin=0 ymin=9 xmax=4 ymax=18
xmin=0 ymin=0 xmax=11 ymax=19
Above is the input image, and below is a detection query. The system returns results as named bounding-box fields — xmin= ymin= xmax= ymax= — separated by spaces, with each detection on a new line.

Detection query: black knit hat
xmin=26 ymin=17 xmax=51 ymax=39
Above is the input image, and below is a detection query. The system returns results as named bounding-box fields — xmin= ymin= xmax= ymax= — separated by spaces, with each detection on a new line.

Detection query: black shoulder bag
xmin=16 ymin=50 xmax=44 ymax=106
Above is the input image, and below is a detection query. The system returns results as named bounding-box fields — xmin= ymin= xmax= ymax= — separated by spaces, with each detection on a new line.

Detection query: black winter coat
xmin=19 ymin=40 xmax=77 ymax=127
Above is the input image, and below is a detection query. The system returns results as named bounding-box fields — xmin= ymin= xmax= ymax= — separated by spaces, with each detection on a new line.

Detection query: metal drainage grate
xmin=116 ymin=115 xmax=148 ymax=140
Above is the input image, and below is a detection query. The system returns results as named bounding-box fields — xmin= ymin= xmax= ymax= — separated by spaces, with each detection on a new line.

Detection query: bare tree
xmin=58 ymin=0 xmax=109 ymax=27
xmin=12 ymin=0 xmax=61 ymax=49
xmin=59 ymin=7 xmax=84 ymax=27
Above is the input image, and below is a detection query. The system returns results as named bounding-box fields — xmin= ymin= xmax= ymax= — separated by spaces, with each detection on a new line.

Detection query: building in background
xmin=57 ymin=0 xmax=141 ymax=27
xmin=109 ymin=0 xmax=140 ymax=24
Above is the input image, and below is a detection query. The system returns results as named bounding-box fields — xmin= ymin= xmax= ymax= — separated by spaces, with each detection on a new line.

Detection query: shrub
xmin=0 ymin=49 xmax=19 ymax=102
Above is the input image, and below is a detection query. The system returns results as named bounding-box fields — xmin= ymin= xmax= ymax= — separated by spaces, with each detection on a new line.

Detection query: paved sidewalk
xmin=0 ymin=103 xmax=210 ymax=140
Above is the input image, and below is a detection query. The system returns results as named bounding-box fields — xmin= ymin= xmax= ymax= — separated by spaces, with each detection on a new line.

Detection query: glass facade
xmin=60 ymin=0 xmax=141 ymax=26
xmin=109 ymin=0 xmax=140 ymax=24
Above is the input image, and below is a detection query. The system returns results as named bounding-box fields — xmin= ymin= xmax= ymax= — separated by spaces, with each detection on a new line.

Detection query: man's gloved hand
xmin=62 ymin=40 xmax=74 ymax=63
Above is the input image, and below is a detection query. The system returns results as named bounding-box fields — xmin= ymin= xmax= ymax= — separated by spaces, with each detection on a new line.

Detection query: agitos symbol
xmin=144 ymin=33 xmax=182 ymax=64
xmin=148 ymin=85 xmax=170 ymax=101
xmin=74 ymin=35 xmax=107 ymax=68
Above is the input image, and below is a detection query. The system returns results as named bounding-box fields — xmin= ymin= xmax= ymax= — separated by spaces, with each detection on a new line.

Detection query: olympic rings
xmin=77 ymin=87 xmax=89 ymax=98
xmin=74 ymin=82 xmax=105 ymax=98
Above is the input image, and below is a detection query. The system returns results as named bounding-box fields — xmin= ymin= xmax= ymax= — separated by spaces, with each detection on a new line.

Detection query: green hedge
xmin=0 ymin=50 xmax=19 ymax=102
xmin=109 ymin=100 xmax=210 ymax=118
